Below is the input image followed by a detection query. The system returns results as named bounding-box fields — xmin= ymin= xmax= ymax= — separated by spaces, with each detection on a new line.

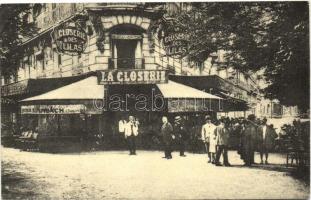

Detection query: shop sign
xmin=1 ymin=80 xmax=29 ymax=96
xmin=21 ymin=104 xmax=86 ymax=114
xmin=163 ymin=32 xmax=189 ymax=57
xmin=52 ymin=24 xmax=87 ymax=55
xmin=98 ymin=69 xmax=168 ymax=85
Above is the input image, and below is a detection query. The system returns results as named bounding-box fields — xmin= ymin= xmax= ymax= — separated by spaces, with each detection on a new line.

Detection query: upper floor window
xmin=53 ymin=48 xmax=62 ymax=68
xmin=110 ymin=25 xmax=143 ymax=69
xmin=35 ymin=51 xmax=44 ymax=70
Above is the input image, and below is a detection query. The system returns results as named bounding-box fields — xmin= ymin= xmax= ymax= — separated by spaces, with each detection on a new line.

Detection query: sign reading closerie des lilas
xmin=163 ymin=28 xmax=190 ymax=57
xmin=52 ymin=23 xmax=87 ymax=55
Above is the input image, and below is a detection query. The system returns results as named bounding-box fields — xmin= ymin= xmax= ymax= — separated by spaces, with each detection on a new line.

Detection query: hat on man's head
xmin=247 ymin=114 xmax=256 ymax=121
xmin=205 ymin=115 xmax=211 ymax=120
xmin=175 ymin=116 xmax=182 ymax=121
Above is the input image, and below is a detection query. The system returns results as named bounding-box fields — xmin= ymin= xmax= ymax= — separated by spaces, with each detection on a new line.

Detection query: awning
xmin=1 ymin=73 xmax=92 ymax=98
xmin=20 ymin=77 xmax=222 ymax=113
xmin=21 ymin=76 xmax=104 ymax=102
xmin=156 ymin=80 xmax=222 ymax=99
xmin=156 ymin=80 xmax=222 ymax=113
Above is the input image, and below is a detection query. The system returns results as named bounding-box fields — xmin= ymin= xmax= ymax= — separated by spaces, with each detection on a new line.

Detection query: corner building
xmin=1 ymin=3 xmax=297 ymax=152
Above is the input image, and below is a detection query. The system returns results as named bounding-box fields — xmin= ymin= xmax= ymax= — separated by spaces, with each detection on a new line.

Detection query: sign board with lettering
xmin=21 ymin=105 xmax=86 ymax=114
xmin=52 ymin=24 xmax=87 ymax=55
xmin=1 ymin=80 xmax=29 ymax=96
xmin=163 ymin=32 xmax=189 ymax=57
xmin=98 ymin=69 xmax=168 ymax=85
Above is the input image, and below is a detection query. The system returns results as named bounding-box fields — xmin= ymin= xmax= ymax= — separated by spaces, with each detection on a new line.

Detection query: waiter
xmin=174 ymin=116 xmax=187 ymax=157
xmin=201 ymin=115 xmax=216 ymax=163
xmin=125 ymin=116 xmax=139 ymax=155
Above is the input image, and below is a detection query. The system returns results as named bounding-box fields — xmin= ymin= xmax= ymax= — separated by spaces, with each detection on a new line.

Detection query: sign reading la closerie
xmin=52 ymin=25 xmax=87 ymax=55
xmin=98 ymin=69 xmax=168 ymax=85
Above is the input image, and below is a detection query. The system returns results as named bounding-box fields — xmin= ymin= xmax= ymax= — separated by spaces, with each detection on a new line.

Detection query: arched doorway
xmin=110 ymin=25 xmax=144 ymax=69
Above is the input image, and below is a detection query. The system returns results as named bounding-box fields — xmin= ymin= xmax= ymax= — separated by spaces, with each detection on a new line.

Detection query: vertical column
xmin=135 ymin=40 xmax=142 ymax=69
xmin=113 ymin=42 xmax=117 ymax=69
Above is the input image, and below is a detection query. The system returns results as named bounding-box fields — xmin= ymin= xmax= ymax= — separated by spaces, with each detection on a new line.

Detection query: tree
xmin=0 ymin=4 xmax=37 ymax=77
xmin=159 ymin=2 xmax=309 ymax=111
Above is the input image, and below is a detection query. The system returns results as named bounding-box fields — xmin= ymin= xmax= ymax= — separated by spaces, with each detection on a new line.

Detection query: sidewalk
xmin=2 ymin=147 xmax=309 ymax=199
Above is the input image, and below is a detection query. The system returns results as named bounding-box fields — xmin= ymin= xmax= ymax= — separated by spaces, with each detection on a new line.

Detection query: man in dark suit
xmin=241 ymin=114 xmax=258 ymax=166
xmin=161 ymin=116 xmax=174 ymax=159
xmin=258 ymin=118 xmax=277 ymax=164
xmin=174 ymin=116 xmax=187 ymax=157
xmin=215 ymin=118 xmax=231 ymax=166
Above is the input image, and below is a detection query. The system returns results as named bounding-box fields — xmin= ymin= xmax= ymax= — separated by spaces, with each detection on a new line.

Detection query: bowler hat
xmin=175 ymin=116 xmax=182 ymax=121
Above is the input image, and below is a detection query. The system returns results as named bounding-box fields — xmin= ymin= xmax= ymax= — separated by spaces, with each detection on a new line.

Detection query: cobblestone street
xmin=1 ymin=147 xmax=309 ymax=199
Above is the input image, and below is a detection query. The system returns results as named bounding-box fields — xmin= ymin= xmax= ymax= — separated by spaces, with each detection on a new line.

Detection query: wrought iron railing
xmin=108 ymin=58 xmax=145 ymax=70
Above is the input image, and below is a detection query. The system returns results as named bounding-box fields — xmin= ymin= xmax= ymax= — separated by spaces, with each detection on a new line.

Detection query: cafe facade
xmin=4 ymin=3 xmax=291 ymax=152
xmin=1 ymin=3 xmax=228 ymax=151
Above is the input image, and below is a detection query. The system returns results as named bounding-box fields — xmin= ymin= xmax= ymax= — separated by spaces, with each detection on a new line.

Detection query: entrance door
xmin=115 ymin=40 xmax=137 ymax=69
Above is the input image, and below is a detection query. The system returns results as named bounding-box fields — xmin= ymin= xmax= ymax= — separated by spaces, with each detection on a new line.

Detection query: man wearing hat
xmin=215 ymin=118 xmax=231 ymax=166
xmin=201 ymin=115 xmax=216 ymax=163
xmin=161 ymin=116 xmax=174 ymax=159
xmin=174 ymin=116 xmax=187 ymax=157
xmin=257 ymin=118 xmax=277 ymax=164
xmin=241 ymin=114 xmax=258 ymax=166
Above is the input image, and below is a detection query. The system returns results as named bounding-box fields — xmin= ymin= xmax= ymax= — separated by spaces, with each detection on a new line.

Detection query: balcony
xmin=108 ymin=58 xmax=145 ymax=70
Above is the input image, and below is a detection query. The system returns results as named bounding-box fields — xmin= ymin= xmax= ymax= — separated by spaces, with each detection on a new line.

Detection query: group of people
xmin=119 ymin=114 xmax=278 ymax=167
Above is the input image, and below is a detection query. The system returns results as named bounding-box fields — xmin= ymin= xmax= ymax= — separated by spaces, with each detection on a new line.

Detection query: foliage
xmin=159 ymin=2 xmax=309 ymax=111
xmin=0 ymin=4 xmax=37 ymax=77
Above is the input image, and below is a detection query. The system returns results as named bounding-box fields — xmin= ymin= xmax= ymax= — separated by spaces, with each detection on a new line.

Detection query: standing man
xmin=174 ymin=116 xmax=187 ymax=157
xmin=125 ymin=116 xmax=139 ymax=155
xmin=161 ymin=116 xmax=174 ymax=159
xmin=241 ymin=114 xmax=258 ymax=166
xmin=258 ymin=118 xmax=277 ymax=164
xmin=215 ymin=119 xmax=231 ymax=166
xmin=201 ymin=115 xmax=216 ymax=163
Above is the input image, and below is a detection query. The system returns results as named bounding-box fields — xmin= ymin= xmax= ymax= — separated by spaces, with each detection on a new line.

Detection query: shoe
xmin=180 ymin=155 xmax=186 ymax=157
xmin=208 ymin=160 xmax=211 ymax=163
xmin=167 ymin=157 xmax=172 ymax=159
xmin=265 ymin=160 xmax=268 ymax=164
xmin=224 ymin=163 xmax=232 ymax=167
xmin=162 ymin=156 xmax=168 ymax=159
xmin=215 ymin=163 xmax=222 ymax=166
xmin=260 ymin=160 xmax=264 ymax=164
xmin=212 ymin=161 xmax=215 ymax=164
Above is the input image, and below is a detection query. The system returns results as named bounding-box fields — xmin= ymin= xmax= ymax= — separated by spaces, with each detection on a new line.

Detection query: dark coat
xmin=257 ymin=125 xmax=277 ymax=150
xmin=241 ymin=121 xmax=258 ymax=163
xmin=216 ymin=125 xmax=229 ymax=146
xmin=161 ymin=122 xmax=174 ymax=144
xmin=174 ymin=121 xmax=187 ymax=140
